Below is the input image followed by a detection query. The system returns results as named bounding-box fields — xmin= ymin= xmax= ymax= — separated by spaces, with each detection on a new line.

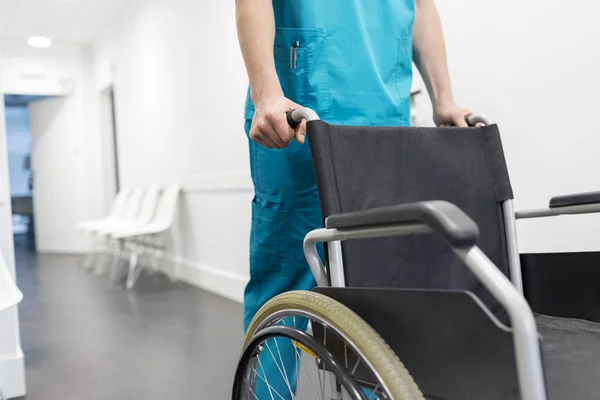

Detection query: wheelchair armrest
xmin=325 ymin=200 xmax=479 ymax=248
xmin=549 ymin=191 xmax=600 ymax=208
xmin=516 ymin=191 xmax=600 ymax=219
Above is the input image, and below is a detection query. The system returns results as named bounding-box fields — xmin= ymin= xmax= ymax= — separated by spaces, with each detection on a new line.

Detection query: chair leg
xmin=153 ymin=234 xmax=172 ymax=279
xmin=139 ymin=247 xmax=157 ymax=283
xmin=96 ymin=236 xmax=112 ymax=272
xmin=100 ymin=237 xmax=115 ymax=272
xmin=330 ymin=375 xmax=342 ymax=400
xmin=150 ymin=247 xmax=162 ymax=277
xmin=79 ymin=251 xmax=95 ymax=270
xmin=126 ymin=248 xmax=141 ymax=289
xmin=81 ymin=235 xmax=101 ymax=271
xmin=94 ymin=239 xmax=108 ymax=276
xmin=110 ymin=242 xmax=126 ymax=282
xmin=102 ymin=239 xmax=121 ymax=277
xmin=148 ymin=234 xmax=163 ymax=274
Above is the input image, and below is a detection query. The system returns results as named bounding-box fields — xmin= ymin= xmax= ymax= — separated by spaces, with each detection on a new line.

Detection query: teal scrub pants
xmin=243 ymin=119 xmax=321 ymax=397
xmin=243 ymin=119 xmax=321 ymax=330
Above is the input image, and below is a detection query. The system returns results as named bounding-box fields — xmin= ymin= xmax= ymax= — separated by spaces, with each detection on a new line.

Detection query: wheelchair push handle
xmin=287 ymin=107 xmax=492 ymax=127
xmin=286 ymin=108 xmax=320 ymax=129
xmin=465 ymin=113 xmax=493 ymax=127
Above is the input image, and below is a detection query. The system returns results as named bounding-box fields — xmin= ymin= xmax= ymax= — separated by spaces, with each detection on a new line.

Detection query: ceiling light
xmin=27 ymin=36 xmax=52 ymax=48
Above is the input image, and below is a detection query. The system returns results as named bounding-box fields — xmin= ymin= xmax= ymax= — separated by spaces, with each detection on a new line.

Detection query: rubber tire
xmin=244 ymin=291 xmax=424 ymax=400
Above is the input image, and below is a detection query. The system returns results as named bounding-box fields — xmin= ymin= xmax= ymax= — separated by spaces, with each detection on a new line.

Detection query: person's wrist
xmin=252 ymin=92 xmax=284 ymax=109
xmin=433 ymin=95 xmax=457 ymax=114
xmin=250 ymin=78 xmax=284 ymax=106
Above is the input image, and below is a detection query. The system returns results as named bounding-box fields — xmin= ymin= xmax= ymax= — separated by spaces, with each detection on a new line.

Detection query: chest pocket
xmin=274 ymin=28 xmax=330 ymax=118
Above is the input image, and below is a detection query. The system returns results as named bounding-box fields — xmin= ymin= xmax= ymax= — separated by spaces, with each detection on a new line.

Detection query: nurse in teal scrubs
xmin=236 ymin=0 xmax=474 ymax=396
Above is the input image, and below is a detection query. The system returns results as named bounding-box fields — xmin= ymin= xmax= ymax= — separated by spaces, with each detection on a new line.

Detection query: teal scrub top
xmin=244 ymin=0 xmax=416 ymax=126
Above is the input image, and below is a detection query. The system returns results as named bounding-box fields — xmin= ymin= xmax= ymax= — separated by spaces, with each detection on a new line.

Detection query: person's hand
xmin=250 ymin=96 xmax=308 ymax=149
xmin=433 ymin=101 xmax=474 ymax=128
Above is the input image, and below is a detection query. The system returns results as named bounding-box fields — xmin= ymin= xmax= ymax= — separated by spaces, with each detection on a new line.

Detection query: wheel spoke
xmin=252 ymin=367 xmax=287 ymax=400
xmin=256 ymin=357 xmax=277 ymax=400
xmin=256 ymin=355 xmax=275 ymax=400
xmin=319 ymin=323 xmax=327 ymax=398
xmin=351 ymin=358 xmax=361 ymax=375
xmin=344 ymin=342 xmax=348 ymax=368
xmin=274 ymin=338 xmax=295 ymax=398
xmin=295 ymin=341 xmax=300 ymax=392
xmin=316 ymin=359 xmax=324 ymax=399
xmin=249 ymin=387 xmax=260 ymax=400
xmin=265 ymin=341 xmax=295 ymax=399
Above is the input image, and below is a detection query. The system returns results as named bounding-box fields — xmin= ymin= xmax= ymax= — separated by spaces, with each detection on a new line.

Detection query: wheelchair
xmin=232 ymin=108 xmax=600 ymax=400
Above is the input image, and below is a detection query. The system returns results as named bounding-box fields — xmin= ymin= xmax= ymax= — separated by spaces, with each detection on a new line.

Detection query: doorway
xmin=2 ymin=86 xmax=121 ymax=254
xmin=3 ymin=95 xmax=45 ymax=250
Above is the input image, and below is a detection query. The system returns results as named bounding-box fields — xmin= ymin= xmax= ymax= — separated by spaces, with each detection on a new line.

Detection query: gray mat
xmin=537 ymin=314 xmax=600 ymax=399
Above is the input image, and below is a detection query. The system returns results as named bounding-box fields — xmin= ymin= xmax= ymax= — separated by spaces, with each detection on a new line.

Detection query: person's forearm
xmin=236 ymin=0 xmax=282 ymax=103
xmin=412 ymin=0 xmax=455 ymax=108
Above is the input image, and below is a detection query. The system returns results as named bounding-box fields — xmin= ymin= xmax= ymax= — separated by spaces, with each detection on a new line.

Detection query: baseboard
xmin=162 ymin=254 xmax=248 ymax=304
xmin=0 ymin=349 xmax=25 ymax=399
xmin=38 ymin=249 xmax=88 ymax=255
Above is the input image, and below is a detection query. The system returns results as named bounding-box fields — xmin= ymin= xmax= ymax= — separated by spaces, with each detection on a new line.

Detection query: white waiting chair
xmin=95 ymin=185 xmax=162 ymax=237
xmin=111 ymin=184 xmax=181 ymax=288
xmin=77 ymin=188 xmax=133 ymax=270
xmin=86 ymin=187 xmax=146 ymax=235
xmin=0 ymin=249 xmax=22 ymax=312
xmin=85 ymin=187 xmax=146 ymax=274
xmin=97 ymin=185 xmax=162 ymax=278
xmin=77 ymin=188 xmax=132 ymax=233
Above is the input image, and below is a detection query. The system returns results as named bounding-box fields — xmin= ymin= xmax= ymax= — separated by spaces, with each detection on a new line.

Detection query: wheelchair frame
xmin=290 ymin=107 xmax=600 ymax=400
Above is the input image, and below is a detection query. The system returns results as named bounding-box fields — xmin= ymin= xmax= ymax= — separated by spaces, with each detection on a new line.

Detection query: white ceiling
xmin=0 ymin=0 xmax=127 ymax=44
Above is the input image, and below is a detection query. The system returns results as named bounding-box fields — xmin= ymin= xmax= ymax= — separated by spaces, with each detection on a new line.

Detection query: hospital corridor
xmin=1 ymin=0 xmax=600 ymax=399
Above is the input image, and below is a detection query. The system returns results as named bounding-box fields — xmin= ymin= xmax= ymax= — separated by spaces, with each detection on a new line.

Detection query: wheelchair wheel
xmin=233 ymin=291 xmax=423 ymax=400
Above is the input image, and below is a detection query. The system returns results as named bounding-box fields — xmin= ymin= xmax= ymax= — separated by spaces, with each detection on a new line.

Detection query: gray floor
xmin=14 ymin=237 xmax=244 ymax=399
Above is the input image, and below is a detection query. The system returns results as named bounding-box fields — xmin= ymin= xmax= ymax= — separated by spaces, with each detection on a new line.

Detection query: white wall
xmin=95 ymin=0 xmax=600 ymax=301
xmin=94 ymin=0 xmax=252 ymax=301
xmin=430 ymin=0 xmax=600 ymax=253
xmin=0 ymin=39 xmax=106 ymax=253
xmin=0 ymin=40 xmax=80 ymax=96
xmin=0 ymin=46 xmax=26 ymax=399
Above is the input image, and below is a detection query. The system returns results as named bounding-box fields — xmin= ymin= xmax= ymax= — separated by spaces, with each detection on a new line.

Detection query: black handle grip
xmin=549 ymin=191 xmax=600 ymax=208
xmin=287 ymin=110 xmax=299 ymax=129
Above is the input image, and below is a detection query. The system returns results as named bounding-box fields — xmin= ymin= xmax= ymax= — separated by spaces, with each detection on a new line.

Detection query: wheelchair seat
xmin=537 ymin=314 xmax=600 ymax=399
xmin=306 ymin=119 xmax=600 ymax=400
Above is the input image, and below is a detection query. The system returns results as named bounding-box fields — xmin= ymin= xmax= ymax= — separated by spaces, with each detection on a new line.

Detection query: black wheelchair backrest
xmin=307 ymin=120 xmax=514 ymax=317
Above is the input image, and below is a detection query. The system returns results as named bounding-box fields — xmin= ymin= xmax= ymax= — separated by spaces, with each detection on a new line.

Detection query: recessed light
xmin=27 ymin=36 xmax=52 ymax=48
